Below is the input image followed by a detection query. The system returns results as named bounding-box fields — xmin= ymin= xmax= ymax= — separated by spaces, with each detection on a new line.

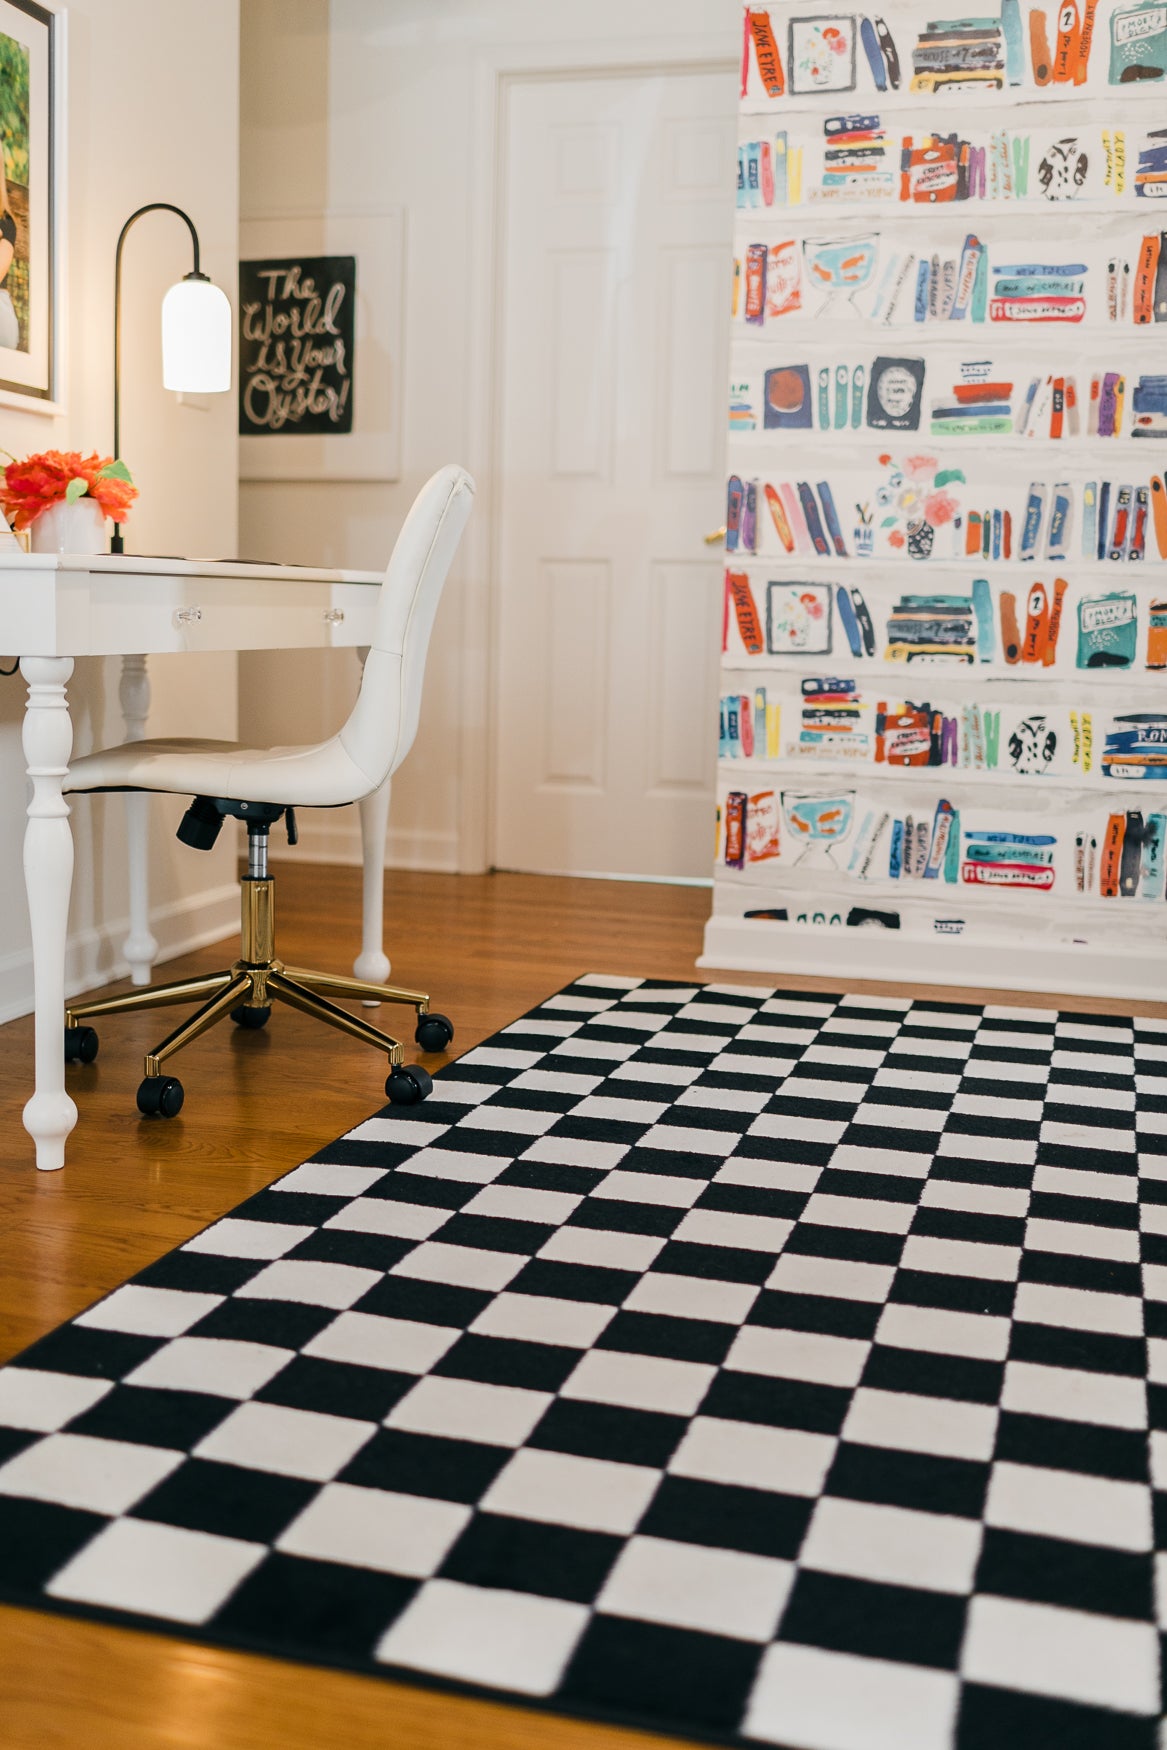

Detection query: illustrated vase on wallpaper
xmin=29 ymin=498 xmax=108 ymax=555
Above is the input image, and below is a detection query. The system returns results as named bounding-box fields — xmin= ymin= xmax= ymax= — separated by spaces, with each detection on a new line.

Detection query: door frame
xmin=457 ymin=36 xmax=737 ymax=874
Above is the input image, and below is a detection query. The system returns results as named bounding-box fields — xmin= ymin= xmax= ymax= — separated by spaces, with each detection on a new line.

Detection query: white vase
xmin=29 ymin=497 xmax=108 ymax=556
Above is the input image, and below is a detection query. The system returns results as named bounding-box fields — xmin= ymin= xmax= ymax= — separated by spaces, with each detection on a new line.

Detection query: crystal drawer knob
xmin=323 ymin=608 xmax=345 ymax=624
xmin=173 ymin=606 xmax=203 ymax=627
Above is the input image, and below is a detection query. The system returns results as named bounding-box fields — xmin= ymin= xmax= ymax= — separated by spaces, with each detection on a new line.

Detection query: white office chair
xmin=61 ymin=464 xmax=475 ymax=1117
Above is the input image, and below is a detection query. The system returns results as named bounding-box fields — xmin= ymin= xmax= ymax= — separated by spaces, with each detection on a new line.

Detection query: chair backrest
xmin=338 ymin=465 xmax=475 ymax=789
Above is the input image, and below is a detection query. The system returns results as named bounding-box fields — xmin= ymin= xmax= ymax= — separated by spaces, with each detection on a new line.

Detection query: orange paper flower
xmin=0 ymin=449 xmax=139 ymax=531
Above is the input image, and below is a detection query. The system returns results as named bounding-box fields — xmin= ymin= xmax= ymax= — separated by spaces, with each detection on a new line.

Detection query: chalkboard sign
xmin=238 ymin=255 xmax=356 ymax=437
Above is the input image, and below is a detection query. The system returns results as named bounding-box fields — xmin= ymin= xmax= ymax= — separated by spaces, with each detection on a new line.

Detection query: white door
xmin=492 ymin=69 xmax=736 ymax=878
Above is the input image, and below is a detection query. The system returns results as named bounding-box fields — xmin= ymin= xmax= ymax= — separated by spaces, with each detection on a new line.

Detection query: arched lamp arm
xmin=112 ymin=202 xmax=203 ymax=555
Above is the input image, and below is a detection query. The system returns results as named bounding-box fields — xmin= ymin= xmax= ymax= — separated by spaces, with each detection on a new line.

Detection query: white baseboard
xmin=285 ymin=812 xmax=460 ymax=873
xmin=700 ymin=916 xmax=1167 ymax=1002
xmin=0 ymin=883 xmax=240 ymax=1025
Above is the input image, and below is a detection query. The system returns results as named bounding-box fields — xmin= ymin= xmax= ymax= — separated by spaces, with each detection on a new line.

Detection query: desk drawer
xmin=80 ymin=577 xmax=380 ymax=656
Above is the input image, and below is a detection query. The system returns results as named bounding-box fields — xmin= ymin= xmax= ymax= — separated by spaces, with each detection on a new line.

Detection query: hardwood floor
xmin=1 ymin=863 xmax=1163 ymax=1750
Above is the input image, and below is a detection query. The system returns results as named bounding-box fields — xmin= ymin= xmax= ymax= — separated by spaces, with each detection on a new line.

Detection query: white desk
xmin=0 ymin=551 xmax=390 ymax=1171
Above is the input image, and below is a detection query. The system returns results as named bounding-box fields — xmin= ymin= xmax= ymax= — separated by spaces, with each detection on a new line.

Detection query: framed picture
xmin=239 ymin=254 xmax=356 ymax=438
xmin=766 ymin=581 xmax=835 ymax=654
xmin=0 ymin=0 xmax=62 ymax=409
xmin=787 ymin=14 xmax=857 ymax=95
xmin=764 ymin=364 xmax=813 ymax=430
xmin=866 ymin=355 xmax=925 ymax=432
xmin=238 ymin=210 xmax=405 ymax=482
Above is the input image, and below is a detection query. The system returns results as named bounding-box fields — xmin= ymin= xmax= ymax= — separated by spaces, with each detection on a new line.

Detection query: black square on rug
xmin=1 ymin=976 xmax=1165 ymax=1750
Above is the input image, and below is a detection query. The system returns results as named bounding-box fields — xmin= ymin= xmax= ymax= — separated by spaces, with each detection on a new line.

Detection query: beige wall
xmin=238 ymin=0 xmax=736 ymax=874
xmin=0 ymin=0 xmax=241 ymax=1019
xmin=238 ymin=0 xmax=467 ymax=872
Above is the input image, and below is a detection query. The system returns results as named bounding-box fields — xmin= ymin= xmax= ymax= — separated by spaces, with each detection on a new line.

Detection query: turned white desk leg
xmin=355 ymin=774 xmax=392 ymax=997
xmin=119 ymin=654 xmax=158 ymax=985
xmin=21 ymin=657 xmax=79 ymax=1172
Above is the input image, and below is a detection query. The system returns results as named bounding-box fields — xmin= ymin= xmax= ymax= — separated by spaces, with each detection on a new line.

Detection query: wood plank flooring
xmin=1 ymin=864 xmax=1162 ymax=1750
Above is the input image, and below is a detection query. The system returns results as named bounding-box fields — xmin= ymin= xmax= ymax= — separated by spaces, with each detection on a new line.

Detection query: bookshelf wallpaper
xmin=702 ymin=0 xmax=1167 ymax=995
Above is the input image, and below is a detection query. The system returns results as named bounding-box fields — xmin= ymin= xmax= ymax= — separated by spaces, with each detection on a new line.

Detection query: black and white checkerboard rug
xmin=2 ymin=977 xmax=1167 ymax=1749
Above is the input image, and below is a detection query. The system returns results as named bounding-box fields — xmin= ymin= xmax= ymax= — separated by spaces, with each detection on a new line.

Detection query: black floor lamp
xmin=112 ymin=203 xmax=232 ymax=554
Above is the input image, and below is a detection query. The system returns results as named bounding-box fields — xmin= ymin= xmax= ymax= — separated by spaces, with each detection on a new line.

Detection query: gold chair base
xmin=65 ymin=875 xmax=432 ymax=1082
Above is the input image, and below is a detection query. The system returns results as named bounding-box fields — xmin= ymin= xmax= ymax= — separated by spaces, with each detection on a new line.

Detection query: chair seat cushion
xmin=65 ymin=734 xmax=373 ymax=808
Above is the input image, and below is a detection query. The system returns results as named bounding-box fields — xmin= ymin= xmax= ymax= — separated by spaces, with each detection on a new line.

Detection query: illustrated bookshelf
xmin=701 ymin=0 xmax=1167 ymax=997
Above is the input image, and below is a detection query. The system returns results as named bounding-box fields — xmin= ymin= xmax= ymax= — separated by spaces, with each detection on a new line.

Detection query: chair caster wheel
xmin=385 ymin=1064 xmax=433 ymax=1105
xmin=64 ymin=1026 xmax=99 ymax=1064
xmin=231 ymin=1005 xmax=271 ymax=1029
xmin=137 ymin=1076 xmax=184 ymax=1118
xmin=415 ymin=1012 xmax=454 ymax=1053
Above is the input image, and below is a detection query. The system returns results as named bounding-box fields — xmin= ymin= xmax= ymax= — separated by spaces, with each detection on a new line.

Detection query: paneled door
xmin=492 ymin=69 xmax=736 ymax=878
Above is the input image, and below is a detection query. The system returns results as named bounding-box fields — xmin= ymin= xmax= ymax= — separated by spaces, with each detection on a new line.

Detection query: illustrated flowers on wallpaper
xmin=875 ymin=452 xmax=963 ymax=560
xmin=0 ymin=449 xmax=138 ymax=532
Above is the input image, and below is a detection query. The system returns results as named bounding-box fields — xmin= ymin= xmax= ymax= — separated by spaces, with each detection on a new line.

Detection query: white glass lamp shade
xmin=161 ymin=275 xmax=232 ymax=392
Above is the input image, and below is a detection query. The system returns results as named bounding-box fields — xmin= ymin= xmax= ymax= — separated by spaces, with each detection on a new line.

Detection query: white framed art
xmin=0 ymin=0 xmax=65 ymax=412
xmin=238 ymin=208 xmax=405 ymax=482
